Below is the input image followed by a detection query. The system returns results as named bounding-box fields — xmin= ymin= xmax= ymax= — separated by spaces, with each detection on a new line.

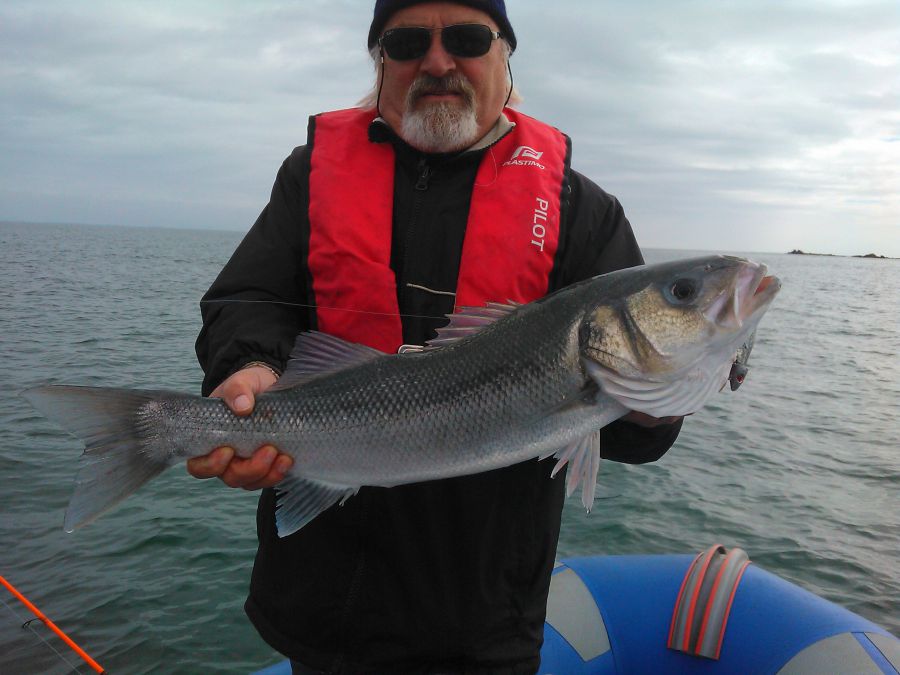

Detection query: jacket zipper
xmin=415 ymin=160 xmax=431 ymax=191
xmin=400 ymin=158 xmax=431 ymax=314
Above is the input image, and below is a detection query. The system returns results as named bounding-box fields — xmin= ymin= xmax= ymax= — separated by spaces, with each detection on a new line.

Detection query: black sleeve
xmin=557 ymin=168 xmax=683 ymax=464
xmin=551 ymin=169 xmax=644 ymax=290
xmin=195 ymin=146 xmax=312 ymax=396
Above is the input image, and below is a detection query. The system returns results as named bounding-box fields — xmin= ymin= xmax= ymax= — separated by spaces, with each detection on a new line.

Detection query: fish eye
xmin=669 ymin=278 xmax=698 ymax=302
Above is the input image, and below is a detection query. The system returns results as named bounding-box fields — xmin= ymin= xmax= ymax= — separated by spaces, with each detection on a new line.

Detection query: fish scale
xmin=238 ymin=320 xmax=585 ymax=484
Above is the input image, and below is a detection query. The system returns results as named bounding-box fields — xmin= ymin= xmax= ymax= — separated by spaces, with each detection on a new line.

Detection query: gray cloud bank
xmin=1 ymin=1 xmax=897 ymax=256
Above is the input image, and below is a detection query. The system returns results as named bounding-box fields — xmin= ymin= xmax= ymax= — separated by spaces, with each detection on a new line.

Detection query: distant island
xmin=788 ymin=249 xmax=895 ymax=260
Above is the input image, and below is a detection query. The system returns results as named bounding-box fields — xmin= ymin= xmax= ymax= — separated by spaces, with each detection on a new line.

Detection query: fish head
xmin=579 ymin=255 xmax=780 ymax=417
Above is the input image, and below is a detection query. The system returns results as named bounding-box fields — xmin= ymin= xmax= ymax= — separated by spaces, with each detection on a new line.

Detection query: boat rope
xmin=0 ymin=574 xmax=106 ymax=674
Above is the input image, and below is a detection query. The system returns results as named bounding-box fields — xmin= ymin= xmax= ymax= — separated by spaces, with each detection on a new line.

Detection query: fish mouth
xmin=754 ymin=274 xmax=778 ymax=297
xmin=705 ymin=262 xmax=781 ymax=329
xmin=745 ymin=268 xmax=781 ymax=319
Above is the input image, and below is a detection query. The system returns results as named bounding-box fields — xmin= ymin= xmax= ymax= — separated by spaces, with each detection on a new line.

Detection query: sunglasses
xmin=379 ymin=24 xmax=503 ymax=61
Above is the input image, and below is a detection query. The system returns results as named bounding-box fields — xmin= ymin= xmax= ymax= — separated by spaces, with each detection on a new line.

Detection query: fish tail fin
xmin=22 ymin=385 xmax=170 ymax=532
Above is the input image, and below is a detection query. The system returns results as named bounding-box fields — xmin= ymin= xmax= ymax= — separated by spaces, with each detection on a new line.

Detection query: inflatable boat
xmin=254 ymin=545 xmax=899 ymax=674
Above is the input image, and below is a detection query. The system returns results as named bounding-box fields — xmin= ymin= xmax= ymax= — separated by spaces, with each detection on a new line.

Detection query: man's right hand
xmin=186 ymin=365 xmax=294 ymax=490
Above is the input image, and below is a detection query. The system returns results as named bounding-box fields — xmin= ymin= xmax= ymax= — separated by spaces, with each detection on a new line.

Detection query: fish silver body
xmin=160 ymin=296 xmax=612 ymax=485
xmin=24 ymin=255 xmax=780 ymax=536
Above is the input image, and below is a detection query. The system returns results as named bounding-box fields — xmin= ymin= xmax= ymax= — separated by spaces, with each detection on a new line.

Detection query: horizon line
xmin=1 ymin=219 xmax=893 ymax=259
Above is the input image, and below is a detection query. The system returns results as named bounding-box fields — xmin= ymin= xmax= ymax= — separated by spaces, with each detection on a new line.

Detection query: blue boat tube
xmin=541 ymin=552 xmax=898 ymax=674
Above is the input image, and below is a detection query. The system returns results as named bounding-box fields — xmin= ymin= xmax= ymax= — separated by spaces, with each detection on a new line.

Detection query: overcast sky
xmin=1 ymin=1 xmax=897 ymax=256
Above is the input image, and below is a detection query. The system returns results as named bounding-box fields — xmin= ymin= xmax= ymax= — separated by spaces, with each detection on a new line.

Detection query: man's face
xmin=377 ymin=2 xmax=510 ymax=152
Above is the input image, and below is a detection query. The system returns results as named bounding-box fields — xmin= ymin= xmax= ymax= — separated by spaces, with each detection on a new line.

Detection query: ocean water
xmin=1 ymin=221 xmax=897 ymax=673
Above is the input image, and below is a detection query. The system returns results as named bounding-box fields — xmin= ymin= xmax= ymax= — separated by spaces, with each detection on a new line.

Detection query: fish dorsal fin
xmin=269 ymin=331 xmax=384 ymax=391
xmin=426 ymin=301 xmax=521 ymax=349
xmin=274 ymin=476 xmax=359 ymax=537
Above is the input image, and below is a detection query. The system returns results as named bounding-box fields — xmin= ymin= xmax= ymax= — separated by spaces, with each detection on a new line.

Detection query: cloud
xmin=0 ymin=2 xmax=374 ymax=224
xmin=511 ymin=2 xmax=899 ymax=254
xmin=1 ymin=0 xmax=897 ymax=255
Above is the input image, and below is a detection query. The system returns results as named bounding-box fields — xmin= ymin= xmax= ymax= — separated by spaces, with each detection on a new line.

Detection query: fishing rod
xmin=0 ymin=574 xmax=106 ymax=674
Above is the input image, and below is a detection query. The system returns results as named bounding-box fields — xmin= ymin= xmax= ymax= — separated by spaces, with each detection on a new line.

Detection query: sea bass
xmin=25 ymin=256 xmax=780 ymax=537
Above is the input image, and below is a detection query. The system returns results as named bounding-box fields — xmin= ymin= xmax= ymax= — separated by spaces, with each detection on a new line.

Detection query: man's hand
xmin=186 ymin=365 xmax=294 ymax=490
xmin=622 ymin=411 xmax=685 ymax=428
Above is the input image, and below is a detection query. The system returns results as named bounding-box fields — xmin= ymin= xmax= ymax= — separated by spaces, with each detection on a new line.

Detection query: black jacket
xmin=196 ymin=120 xmax=682 ymax=673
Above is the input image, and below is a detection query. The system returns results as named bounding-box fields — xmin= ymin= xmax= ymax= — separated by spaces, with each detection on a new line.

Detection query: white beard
xmin=398 ymin=73 xmax=480 ymax=153
xmin=400 ymin=102 xmax=479 ymax=153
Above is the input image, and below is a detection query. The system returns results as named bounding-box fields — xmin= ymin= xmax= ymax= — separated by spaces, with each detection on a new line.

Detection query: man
xmin=192 ymin=1 xmax=683 ymax=672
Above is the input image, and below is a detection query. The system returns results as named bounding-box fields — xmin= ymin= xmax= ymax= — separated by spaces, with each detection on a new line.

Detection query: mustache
xmin=407 ymin=73 xmax=476 ymax=106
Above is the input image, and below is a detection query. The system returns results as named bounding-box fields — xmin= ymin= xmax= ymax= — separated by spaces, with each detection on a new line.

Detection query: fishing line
xmin=200 ymin=298 xmax=453 ymax=321
xmin=0 ymin=574 xmax=105 ymax=674
xmin=0 ymin=595 xmax=86 ymax=674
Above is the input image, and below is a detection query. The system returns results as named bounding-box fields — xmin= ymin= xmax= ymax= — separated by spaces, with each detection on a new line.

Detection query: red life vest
xmin=307 ymin=107 xmax=569 ymax=353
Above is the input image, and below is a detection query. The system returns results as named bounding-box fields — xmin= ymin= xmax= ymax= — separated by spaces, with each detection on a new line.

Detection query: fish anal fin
xmin=274 ymin=476 xmax=360 ymax=537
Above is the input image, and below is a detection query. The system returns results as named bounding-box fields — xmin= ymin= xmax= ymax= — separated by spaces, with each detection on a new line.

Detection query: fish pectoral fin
xmin=274 ymin=476 xmax=359 ymax=537
xmin=583 ymin=357 xmax=731 ymax=418
xmin=271 ymin=332 xmax=385 ymax=390
xmin=549 ymin=431 xmax=603 ymax=513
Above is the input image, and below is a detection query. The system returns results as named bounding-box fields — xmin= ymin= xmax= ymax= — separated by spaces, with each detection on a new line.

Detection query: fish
xmin=24 ymin=255 xmax=780 ymax=538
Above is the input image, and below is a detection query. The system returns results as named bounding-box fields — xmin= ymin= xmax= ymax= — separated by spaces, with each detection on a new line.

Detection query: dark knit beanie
xmin=367 ymin=0 xmax=516 ymax=52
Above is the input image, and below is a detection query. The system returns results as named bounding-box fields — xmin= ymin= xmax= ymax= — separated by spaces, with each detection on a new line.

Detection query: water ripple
xmin=2 ymin=231 xmax=898 ymax=671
